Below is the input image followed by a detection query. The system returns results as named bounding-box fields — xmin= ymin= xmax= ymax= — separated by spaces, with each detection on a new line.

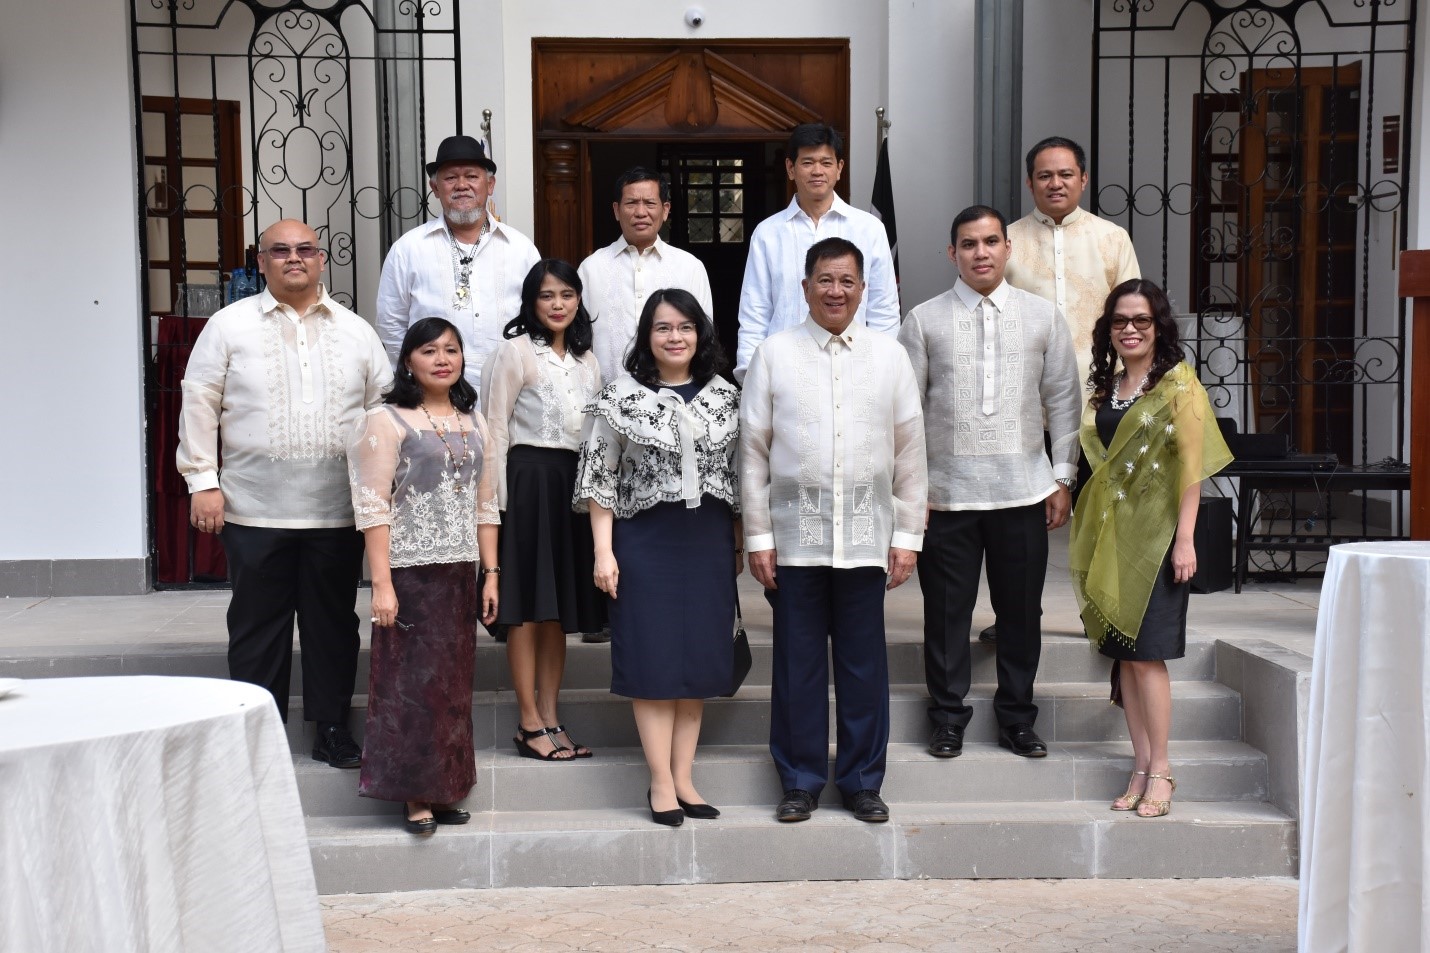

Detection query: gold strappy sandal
xmin=1111 ymin=770 xmax=1148 ymax=811
xmin=1137 ymin=774 xmax=1177 ymax=817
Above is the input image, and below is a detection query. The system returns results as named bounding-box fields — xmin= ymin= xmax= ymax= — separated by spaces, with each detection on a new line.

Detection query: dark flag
xmin=869 ymin=136 xmax=900 ymax=282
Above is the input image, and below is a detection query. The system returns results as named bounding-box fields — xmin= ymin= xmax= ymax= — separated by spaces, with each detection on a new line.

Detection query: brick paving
xmin=321 ymin=878 xmax=1297 ymax=952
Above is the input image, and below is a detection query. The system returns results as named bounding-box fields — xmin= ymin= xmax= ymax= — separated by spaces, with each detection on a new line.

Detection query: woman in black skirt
xmin=574 ymin=289 xmax=742 ymax=827
xmin=350 ymin=317 xmax=501 ymax=834
xmin=1069 ymin=280 xmax=1231 ymax=818
xmin=481 ymin=260 xmax=605 ymax=761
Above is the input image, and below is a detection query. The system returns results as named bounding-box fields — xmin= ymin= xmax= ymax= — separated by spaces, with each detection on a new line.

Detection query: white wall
xmin=0 ymin=0 xmax=147 ymax=562
xmin=888 ymin=0 xmax=978 ymax=309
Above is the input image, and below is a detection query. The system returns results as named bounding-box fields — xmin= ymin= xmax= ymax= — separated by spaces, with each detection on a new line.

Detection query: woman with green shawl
xmin=1069 ymin=279 xmax=1232 ymax=818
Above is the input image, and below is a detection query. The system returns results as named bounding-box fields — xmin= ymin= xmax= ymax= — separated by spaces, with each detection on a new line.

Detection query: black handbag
xmin=723 ymin=604 xmax=752 ymax=697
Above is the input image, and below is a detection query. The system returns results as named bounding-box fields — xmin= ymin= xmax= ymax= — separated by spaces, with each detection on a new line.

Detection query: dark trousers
xmin=221 ymin=523 xmax=364 ymax=723
xmin=919 ymin=504 xmax=1047 ymax=730
xmin=768 ymin=565 xmax=890 ymax=797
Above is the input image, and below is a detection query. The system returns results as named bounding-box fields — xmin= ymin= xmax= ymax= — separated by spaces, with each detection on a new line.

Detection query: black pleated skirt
xmin=609 ymin=497 xmax=736 ymax=699
xmin=1099 ymin=546 xmax=1189 ymax=662
xmin=495 ymin=445 xmax=605 ymax=632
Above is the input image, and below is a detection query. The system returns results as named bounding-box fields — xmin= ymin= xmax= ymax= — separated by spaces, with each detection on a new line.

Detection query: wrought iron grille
xmin=132 ymin=0 xmax=462 ymax=586
xmin=1093 ymin=0 xmax=1416 ymax=577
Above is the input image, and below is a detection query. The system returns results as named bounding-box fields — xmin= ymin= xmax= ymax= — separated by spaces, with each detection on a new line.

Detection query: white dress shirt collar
xmin=258 ymin=284 xmax=338 ymax=322
xmin=803 ymin=314 xmax=861 ymax=350
xmin=620 ymin=236 xmax=669 ymax=259
xmin=531 ymin=337 xmax=579 ymax=370
xmin=953 ymin=277 xmax=1012 ymax=313
xmin=1029 ymin=205 xmax=1087 ymax=229
xmin=781 ymin=192 xmax=854 ymax=225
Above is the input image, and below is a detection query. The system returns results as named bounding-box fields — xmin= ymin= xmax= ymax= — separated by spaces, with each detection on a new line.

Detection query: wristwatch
xmin=1055 ymin=477 xmax=1076 ymax=491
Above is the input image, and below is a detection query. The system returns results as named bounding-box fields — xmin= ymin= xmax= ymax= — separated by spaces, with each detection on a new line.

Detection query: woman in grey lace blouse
xmin=574 ymin=288 xmax=742 ymax=827
xmin=349 ymin=317 xmax=501 ymax=835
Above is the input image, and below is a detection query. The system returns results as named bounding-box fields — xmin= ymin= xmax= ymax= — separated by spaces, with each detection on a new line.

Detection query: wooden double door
xmin=532 ymin=39 xmax=851 ymax=355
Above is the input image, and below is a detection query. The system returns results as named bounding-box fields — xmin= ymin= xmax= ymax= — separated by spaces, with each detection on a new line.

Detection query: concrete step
xmin=305 ymin=799 xmax=1296 ymax=893
xmin=293 ymin=740 xmax=1269 ymax=817
xmin=0 ymin=636 xmax=1218 ymax=691
xmin=290 ymin=679 xmax=1243 ymax=751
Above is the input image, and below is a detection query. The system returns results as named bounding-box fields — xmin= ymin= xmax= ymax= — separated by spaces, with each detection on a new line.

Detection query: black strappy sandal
xmin=549 ymin=723 xmax=593 ymax=758
xmin=513 ymin=725 xmax=573 ymax=761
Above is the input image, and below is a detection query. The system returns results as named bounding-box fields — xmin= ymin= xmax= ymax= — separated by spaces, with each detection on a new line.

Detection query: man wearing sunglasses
xmin=178 ymin=218 xmax=393 ymax=768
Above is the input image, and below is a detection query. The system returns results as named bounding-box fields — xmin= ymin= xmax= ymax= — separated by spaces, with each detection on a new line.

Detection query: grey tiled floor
xmin=320 ymin=877 xmax=1298 ymax=952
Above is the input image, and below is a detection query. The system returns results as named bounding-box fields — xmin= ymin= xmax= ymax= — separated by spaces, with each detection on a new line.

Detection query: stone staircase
xmin=4 ymin=598 xmax=1300 ymax=893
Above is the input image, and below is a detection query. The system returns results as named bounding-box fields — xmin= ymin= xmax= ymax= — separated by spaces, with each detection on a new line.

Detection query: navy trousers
xmin=768 ymin=565 xmax=890 ymax=797
xmin=919 ymin=504 xmax=1047 ymax=730
xmin=221 ymin=523 xmax=364 ymax=723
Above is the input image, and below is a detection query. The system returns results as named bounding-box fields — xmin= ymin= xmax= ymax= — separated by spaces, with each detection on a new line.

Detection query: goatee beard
xmin=445 ymin=207 xmax=484 ymax=227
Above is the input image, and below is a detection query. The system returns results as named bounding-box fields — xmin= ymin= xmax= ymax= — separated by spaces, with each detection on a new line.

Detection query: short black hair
xmin=786 ymin=122 xmax=844 ymax=161
xmin=502 ymin=259 xmax=594 ymax=357
xmin=1024 ymin=136 xmax=1087 ymax=179
xmin=950 ymin=205 xmax=1009 ymax=245
xmin=624 ymin=288 xmax=728 ymax=388
xmin=385 ymin=317 xmax=478 ymax=413
xmin=804 ymin=236 xmax=864 ymax=280
xmin=613 ymin=166 xmax=670 ymax=204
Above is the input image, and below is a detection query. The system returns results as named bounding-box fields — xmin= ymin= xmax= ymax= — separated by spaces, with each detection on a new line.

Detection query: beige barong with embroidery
xmin=740 ymin=317 xmax=927 ymax=568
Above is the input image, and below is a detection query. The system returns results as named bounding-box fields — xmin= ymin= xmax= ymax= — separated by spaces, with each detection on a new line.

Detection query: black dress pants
xmin=220 ymin=523 xmax=364 ymax=723
xmin=919 ymin=504 xmax=1047 ymax=730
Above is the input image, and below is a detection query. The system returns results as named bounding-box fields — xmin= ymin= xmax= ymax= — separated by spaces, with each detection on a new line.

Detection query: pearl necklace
xmin=1109 ymin=370 xmax=1150 ymax=411
xmin=657 ymin=377 xmax=693 ymax=387
xmin=420 ymin=404 xmax=470 ymax=489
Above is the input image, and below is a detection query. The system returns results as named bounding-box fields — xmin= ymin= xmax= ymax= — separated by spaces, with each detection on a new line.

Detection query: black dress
xmin=1093 ymin=398 xmax=1189 ymax=662
xmin=608 ymin=380 xmax=737 ymax=699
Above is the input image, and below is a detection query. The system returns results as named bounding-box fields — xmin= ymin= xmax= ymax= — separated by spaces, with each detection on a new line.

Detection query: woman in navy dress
xmin=574 ymin=289 xmax=742 ymax=826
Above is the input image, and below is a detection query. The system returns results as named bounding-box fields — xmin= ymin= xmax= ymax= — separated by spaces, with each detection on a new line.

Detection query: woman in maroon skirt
xmin=349 ymin=317 xmax=501 ymax=834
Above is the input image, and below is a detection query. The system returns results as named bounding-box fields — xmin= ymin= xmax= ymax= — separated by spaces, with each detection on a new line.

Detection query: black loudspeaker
xmin=1190 ymin=496 xmax=1233 ymax=593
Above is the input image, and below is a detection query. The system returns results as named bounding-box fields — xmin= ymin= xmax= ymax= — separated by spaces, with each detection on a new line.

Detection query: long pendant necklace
xmin=449 ymin=219 xmax=490 ymax=311
xmin=420 ymin=404 xmax=470 ymax=489
xmin=1109 ymin=370 xmax=1150 ymax=411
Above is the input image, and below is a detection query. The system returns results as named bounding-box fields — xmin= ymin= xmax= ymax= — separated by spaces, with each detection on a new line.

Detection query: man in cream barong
xmin=898 ymin=205 xmax=1080 ymax=761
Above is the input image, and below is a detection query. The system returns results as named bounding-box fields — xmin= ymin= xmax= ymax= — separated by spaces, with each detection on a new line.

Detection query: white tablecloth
xmin=0 ymin=676 xmax=325 ymax=953
xmin=1300 ymin=541 xmax=1430 ymax=953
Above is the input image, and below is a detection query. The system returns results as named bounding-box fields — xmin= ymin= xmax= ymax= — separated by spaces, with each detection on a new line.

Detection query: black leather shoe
xmin=312 ymin=722 xmax=362 ymax=768
xmin=842 ymin=789 xmax=890 ymax=823
xmin=404 ymin=805 xmax=436 ymax=836
xmin=432 ymin=807 xmax=471 ymax=825
xmin=928 ymin=724 xmax=965 ymax=759
xmin=581 ymin=628 xmax=611 ymax=644
xmin=998 ymin=723 xmax=1048 ymax=758
xmin=776 ymin=789 xmax=818 ymax=822
xmin=978 ymin=624 xmax=998 ymax=644
xmin=647 ymin=789 xmax=684 ymax=827
xmin=677 ymin=797 xmax=721 ymax=819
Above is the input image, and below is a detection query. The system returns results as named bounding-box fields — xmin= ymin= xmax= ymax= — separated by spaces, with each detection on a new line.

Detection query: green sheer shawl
xmin=1069 ymin=362 xmax=1233 ymax=649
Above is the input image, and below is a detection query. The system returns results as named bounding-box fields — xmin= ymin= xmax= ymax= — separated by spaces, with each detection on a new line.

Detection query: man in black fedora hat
xmin=376 ymin=134 xmax=540 ymax=396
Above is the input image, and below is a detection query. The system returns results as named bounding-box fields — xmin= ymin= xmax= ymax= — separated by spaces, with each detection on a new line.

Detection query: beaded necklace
xmin=420 ymin=404 xmax=470 ymax=489
xmin=449 ymin=218 xmax=490 ymax=311
xmin=1109 ymin=369 xmax=1151 ymax=411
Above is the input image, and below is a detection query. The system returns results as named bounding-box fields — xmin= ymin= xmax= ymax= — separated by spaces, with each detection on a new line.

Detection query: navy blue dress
xmin=608 ymin=380 xmax=737 ymax=699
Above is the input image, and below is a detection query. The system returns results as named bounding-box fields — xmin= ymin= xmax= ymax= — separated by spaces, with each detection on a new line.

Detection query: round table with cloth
xmin=0 ymin=675 xmax=325 ymax=953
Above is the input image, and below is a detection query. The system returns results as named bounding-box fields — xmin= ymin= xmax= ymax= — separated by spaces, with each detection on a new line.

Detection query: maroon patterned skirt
xmin=358 ymin=560 xmax=477 ymax=804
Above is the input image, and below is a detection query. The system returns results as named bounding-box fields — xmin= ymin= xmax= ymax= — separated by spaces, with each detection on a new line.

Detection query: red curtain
xmin=153 ymin=315 xmax=228 ymax=584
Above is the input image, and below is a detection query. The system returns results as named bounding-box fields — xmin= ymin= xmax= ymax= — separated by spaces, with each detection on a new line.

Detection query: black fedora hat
xmin=425 ymin=135 xmax=497 ymax=176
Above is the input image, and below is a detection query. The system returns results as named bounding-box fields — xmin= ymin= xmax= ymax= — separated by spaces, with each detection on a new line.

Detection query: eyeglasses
xmin=259 ymin=243 xmax=322 ymax=260
xmin=652 ymin=322 xmax=698 ymax=337
xmin=1110 ymin=316 xmax=1154 ymax=331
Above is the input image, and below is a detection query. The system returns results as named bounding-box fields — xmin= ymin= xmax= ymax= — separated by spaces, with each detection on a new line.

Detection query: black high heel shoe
xmin=676 ymin=797 xmax=720 ymax=819
xmin=647 ymin=789 xmax=684 ymax=827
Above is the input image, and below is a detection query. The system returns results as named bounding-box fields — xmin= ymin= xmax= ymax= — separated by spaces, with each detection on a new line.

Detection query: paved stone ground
xmin=320 ymin=878 xmax=1298 ymax=952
